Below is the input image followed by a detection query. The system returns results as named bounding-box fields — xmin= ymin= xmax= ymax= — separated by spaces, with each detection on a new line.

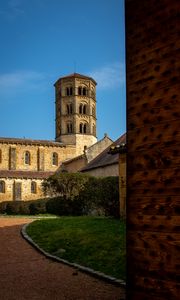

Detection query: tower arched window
xmin=67 ymin=122 xmax=73 ymax=134
xmin=79 ymin=122 xmax=88 ymax=134
xmin=83 ymin=105 xmax=87 ymax=114
xmin=79 ymin=104 xmax=83 ymax=114
xmin=24 ymin=151 xmax=30 ymax=165
xmin=66 ymin=87 xmax=70 ymax=96
xmin=79 ymin=103 xmax=87 ymax=114
xmin=0 ymin=180 xmax=5 ymax=193
xmin=67 ymin=103 xmax=73 ymax=115
xmin=78 ymin=86 xmax=82 ymax=95
xmin=31 ymin=181 xmax=37 ymax=194
xmin=83 ymin=87 xmax=87 ymax=96
xmin=52 ymin=152 xmax=58 ymax=166
xmin=70 ymin=87 xmax=73 ymax=95
xmin=66 ymin=86 xmax=73 ymax=96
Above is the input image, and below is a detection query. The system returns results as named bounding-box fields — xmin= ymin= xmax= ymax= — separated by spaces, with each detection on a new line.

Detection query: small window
xmin=31 ymin=181 xmax=37 ymax=194
xmin=66 ymin=87 xmax=70 ymax=96
xmin=79 ymin=123 xmax=87 ymax=134
xmin=79 ymin=103 xmax=87 ymax=114
xmin=83 ymin=105 xmax=87 ymax=114
xmin=24 ymin=151 xmax=30 ymax=165
xmin=78 ymin=86 xmax=82 ymax=95
xmin=70 ymin=87 xmax=73 ymax=95
xmin=66 ymin=86 xmax=73 ymax=96
xmin=79 ymin=104 xmax=83 ymax=114
xmin=52 ymin=152 xmax=58 ymax=166
xmin=0 ymin=180 xmax=5 ymax=193
xmin=67 ymin=103 xmax=73 ymax=114
xmin=0 ymin=149 xmax=2 ymax=163
xmin=83 ymin=87 xmax=87 ymax=96
xmin=67 ymin=122 xmax=73 ymax=133
xmin=80 ymin=123 xmax=83 ymax=133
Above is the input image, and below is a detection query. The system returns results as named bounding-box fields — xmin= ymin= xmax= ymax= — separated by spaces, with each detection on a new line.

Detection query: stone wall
xmin=0 ymin=178 xmax=44 ymax=202
xmin=126 ymin=0 xmax=180 ymax=298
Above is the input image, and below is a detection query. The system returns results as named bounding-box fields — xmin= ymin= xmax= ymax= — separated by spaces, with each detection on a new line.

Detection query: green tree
xmin=42 ymin=172 xmax=90 ymax=199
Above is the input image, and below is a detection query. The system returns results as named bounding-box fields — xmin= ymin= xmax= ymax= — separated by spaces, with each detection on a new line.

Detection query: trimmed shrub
xmin=46 ymin=196 xmax=71 ymax=215
xmin=5 ymin=201 xmax=30 ymax=215
xmin=29 ymin=199 xmax=48 ymax=215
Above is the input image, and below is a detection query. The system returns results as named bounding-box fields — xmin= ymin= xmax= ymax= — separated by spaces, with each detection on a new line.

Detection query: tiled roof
xmin=54 ymin=73 xmax=97 ymax=85
xmin=0 ymin=137 xmax=65 ymax=147
xmin=0 ymin=170 xmax=54 ymax=179
xmin=81 ymin=133 xmax=126 ymax=172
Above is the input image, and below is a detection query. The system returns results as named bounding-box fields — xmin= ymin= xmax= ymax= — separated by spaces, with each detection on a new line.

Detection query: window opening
xmin=31 ymin=181 xmax=37 ymax=194
xmin=24 ymin=151 xmax=30 ymax=165
xmin=0 ymin=180 xmax=5 ymax=193
xmin=52 ymin=152 xmax=58 ymax=166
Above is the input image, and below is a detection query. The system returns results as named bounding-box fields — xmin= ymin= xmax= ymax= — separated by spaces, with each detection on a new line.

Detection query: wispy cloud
xmin=0 ymin=70 xmax=49 ymax=99
xmin=0 ymin=0 xmax=25 ymax=20
xmin=89 ymin=62 xmax=125 ymax=90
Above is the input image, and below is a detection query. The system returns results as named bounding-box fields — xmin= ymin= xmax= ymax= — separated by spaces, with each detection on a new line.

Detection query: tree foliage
xmin=42 ymin=172 xmax=90 ymax=199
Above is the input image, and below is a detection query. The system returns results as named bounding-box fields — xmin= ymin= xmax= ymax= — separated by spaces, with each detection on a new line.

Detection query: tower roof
xmin=54 ymin=73 xmax=97 ymax=86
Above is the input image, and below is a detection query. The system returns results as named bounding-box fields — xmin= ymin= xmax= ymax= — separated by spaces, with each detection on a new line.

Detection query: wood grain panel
xmin=126 ymin=0 xmax=180 ymax=298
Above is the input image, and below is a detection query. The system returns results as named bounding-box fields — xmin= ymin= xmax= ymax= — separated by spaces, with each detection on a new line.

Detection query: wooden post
xmin=126 ymin=0 xmax=180 ymax=298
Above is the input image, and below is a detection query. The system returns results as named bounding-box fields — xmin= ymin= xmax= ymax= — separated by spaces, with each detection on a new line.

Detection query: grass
xmin=26 ymin=216 xmax=126 ymax=280
xmin=0 ymin=214 xmax=57 ymax=218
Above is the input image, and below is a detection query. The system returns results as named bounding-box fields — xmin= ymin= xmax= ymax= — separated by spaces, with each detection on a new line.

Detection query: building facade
xmin=0 ymin=73 xmax=98 ymax=202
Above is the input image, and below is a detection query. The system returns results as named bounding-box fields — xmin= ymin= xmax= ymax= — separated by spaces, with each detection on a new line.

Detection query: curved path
xmin=0 ymin=217 xmax=125 ymax=300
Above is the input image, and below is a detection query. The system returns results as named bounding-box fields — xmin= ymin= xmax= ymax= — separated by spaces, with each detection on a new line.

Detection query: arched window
xmin=24 ymin=151 xmax=30 ymax=165
xmin=0 ymin=180 xmax=5 ymax=193
xmin=80 ymin=123 xmax=83 ymax=133
xmin=67 ymin=122 xmax=73 ymax=134
xmin=67 ymin=103 xmax=73 ymax=115
xmin=83 ymin=105 xmax=87 ymax=114
xmin=79 ymin=103 xmax=87 ymax=114
xmin=0 ymin=149 xmax=2 ymax=163
xmin=83 ymin=87 xmax=87 ymax=96
xmin=31 ymin=181 xmax=37 ymax=194
xmin=79 ymin=104 xmax=83 ymax=114
xmin=66 ymin=86 xmax=73 ymax=96
xmin=84 ymin=123 xmax=87 ymax=133
xmin=79 ymin=123 xmax=88 ymax=134
xmin=66 ymin=87 xmax=70 ymax=96
xmin=52 ymin=152 xmax=58 ymax=166
xmin=78 ymin=86 xmax=82 ymax=95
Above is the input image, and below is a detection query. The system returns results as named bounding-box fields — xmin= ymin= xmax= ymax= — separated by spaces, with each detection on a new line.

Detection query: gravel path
xmin=0 ymin=217 xmax=125 ymax=300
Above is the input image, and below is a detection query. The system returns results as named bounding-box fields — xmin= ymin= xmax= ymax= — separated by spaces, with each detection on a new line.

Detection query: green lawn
xmin=26 ymin=216 xmax=126 ymax=280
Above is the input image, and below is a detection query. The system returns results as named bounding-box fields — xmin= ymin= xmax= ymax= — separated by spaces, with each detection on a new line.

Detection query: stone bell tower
xmin=54 ymin=73 xmax=97 ymax=154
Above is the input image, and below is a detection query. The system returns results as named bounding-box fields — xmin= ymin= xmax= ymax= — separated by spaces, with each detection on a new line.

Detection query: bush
xmin=5 ymin=201 xmax=30 ymax=215
xmin=0 ymin=199 xmax=48 ymax=215
xmin=79 ymin=176 xmax=119 ymax=218
xmin=29 ymin=199 xmax=48 ymax=215
xmin=43 ymin=172 xmax=90 ymax=199
xmin=46 ymin=196 xmax=71 ymax=215
xmin=0 ymin=176 xmax=120 ymax=218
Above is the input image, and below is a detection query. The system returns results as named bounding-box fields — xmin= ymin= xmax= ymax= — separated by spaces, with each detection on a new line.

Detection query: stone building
xmin=0 ymin=73 xmax=110 ymax=202
xmin=60 ymin=134 xmax=113 ymax=173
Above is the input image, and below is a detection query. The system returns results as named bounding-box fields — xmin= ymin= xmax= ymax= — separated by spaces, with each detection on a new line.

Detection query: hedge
xmin=0 ymin=176 xmax=120 ymax=218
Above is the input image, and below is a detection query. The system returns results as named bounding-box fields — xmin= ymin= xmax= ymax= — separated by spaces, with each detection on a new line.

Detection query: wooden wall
xmin=125 ymin=0 xmax=180 ymax=299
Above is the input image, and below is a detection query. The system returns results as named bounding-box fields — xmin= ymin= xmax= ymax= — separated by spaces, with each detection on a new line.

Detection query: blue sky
xmin=0 ymin=0 xmax=126 ymax=142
